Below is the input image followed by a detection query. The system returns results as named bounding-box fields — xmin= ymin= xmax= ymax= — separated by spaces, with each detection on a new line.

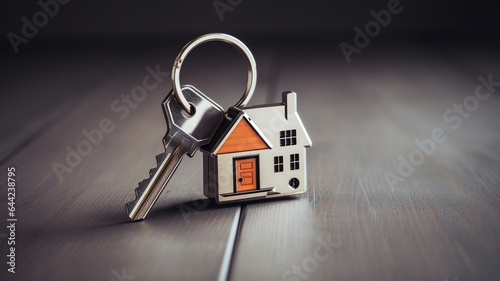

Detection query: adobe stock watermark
xmin=51 ymin=64 xmax=169 ymax=181
xmin=385 ymin=74 xmax=499 ymax=189
xmin=213 ymin=0 xmax=243 ymax=21
xmin=7 ymin=0 xmax=71 ymax=54
xmin=339 ymin=0 xmax=413 ymax=63
xmin=110 ymin=267 xmax=135 ymax=281
xmin=282 ymin=234 xmax=340 ymax=281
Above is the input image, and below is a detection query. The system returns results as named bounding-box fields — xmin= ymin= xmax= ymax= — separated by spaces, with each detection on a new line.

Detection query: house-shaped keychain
xmin=201 ymin=91 xmax=312 ymax=203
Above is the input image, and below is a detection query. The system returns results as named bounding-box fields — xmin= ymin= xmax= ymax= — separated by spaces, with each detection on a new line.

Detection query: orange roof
xmin=216 ymin=117 xmax=270 ymax=154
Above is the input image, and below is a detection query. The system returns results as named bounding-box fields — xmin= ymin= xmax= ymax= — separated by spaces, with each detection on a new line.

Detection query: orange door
xmin=235 ymin=157 xmax=258 ymax=193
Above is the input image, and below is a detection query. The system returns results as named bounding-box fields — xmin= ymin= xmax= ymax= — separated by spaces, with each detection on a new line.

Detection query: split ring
xmin=171 ymin=33 xmax=257 ymax=114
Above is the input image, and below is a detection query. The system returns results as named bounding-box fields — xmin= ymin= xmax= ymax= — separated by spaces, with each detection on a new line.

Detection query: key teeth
xmin=132 ymin=171 xmax=155 ymax=201
xmin=155 ymin=153 xmax=166 ymax=164
xmin=135 ymin=186 xmax=144 ymax=198
xmin=125 ymin=200 xmax=137 ymax=213
xmin=148 ymin=168 xmax=157 ymax=177
xmin=148 ymin=153 xmax=166 ymax=177
xmin=126 ymin=152 xmax=168 ymax=219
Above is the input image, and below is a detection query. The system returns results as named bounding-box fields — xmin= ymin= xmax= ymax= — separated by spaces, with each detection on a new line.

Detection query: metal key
xmin=125 ymin=85 xmax=225 ymax=221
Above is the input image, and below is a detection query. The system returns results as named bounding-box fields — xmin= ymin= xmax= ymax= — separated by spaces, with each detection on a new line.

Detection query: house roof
xmin=202 ymin=91 xmax=312 ymax=155
xmin=215 ymin=113 xmax=272 ymax=154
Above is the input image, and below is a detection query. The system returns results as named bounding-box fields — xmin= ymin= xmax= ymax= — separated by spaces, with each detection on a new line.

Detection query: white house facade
xmin=202 ymin=92 xmax=312 ymax=203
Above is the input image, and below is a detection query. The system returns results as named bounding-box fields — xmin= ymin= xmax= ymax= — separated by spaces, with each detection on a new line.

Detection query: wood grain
xmin=0 ymin=45 xmax=277 ymax=281
xmin=229 ymin=46 xmax=500 ymax=281
xmin=0 ymin=49 xmax=133 ymax=164
xmin=1 ymin=42 xmax=499 ymax=281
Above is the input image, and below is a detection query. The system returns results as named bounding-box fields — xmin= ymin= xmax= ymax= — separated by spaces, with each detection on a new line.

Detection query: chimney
xmin=282 ymin=91 xmax=297 ymax=120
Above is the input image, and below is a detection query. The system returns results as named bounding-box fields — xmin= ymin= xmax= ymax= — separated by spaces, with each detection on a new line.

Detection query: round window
xmin=288 ymin=178 xmax=300 ymax=189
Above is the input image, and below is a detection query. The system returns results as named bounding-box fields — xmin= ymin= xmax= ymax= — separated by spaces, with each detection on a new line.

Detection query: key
xmin=125 ymin=85 xmax=225 ymax=221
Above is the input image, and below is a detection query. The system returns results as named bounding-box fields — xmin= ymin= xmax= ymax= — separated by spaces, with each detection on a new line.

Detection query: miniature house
xmin=202 ymin=92 xmax=312 ymax=203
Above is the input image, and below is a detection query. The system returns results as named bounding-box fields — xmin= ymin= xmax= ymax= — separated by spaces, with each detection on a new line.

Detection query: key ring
xmin=171 ymin=33 xmax=257 ymax=114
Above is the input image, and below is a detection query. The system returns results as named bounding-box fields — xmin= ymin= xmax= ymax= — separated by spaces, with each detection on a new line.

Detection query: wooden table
xmin=1 ymin=38 xmax=499 ymax=281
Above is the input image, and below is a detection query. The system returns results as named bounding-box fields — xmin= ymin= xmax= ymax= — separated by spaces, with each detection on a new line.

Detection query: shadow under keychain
xmin=125 ymin=33 xmax=312 ymax=221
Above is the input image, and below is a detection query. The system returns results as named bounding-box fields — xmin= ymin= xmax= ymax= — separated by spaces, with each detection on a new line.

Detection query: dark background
xmin=2 ymin=0 xmax=500 ymax=53
xmin=2 ymin=0 xmax=499 ymax=107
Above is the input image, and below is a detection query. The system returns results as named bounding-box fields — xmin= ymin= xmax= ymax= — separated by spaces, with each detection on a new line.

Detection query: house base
xmin=203 ymin=153 xmax=307 ymax=204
